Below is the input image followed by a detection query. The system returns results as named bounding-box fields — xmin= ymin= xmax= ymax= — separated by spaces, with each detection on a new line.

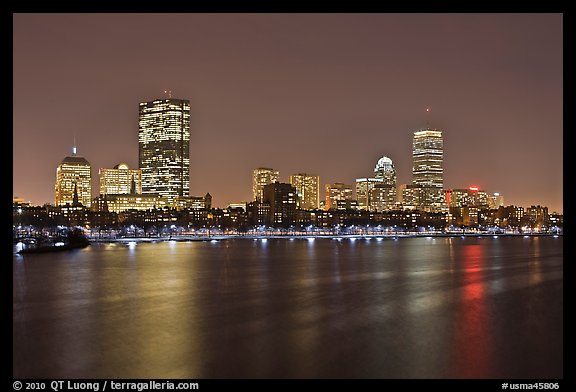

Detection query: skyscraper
xmin=252 ymin=168 xmax=279 ymax=201
xmin=54 ymin=147 xmax=92 ymax=207
xmin=413 ymin=129 xmax=443 ymax=188
xmin=99 ymin=163 xmax=142 ymax=195
xmin=138 ymin=98 xmax=190 ymax=202
xmin=371 ymin=156 xmax=398 ymax=211
xmin=289 ymin=173 xmax=320 ymax=210
xmin=374 ymin=156 xmax=397 ymax=186
xmin=412 ymin=128 xmax=445 ymax=211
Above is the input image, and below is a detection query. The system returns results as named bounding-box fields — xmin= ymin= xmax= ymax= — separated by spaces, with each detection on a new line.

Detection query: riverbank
xmin=87 ymin=232 xmax=561 ymax=243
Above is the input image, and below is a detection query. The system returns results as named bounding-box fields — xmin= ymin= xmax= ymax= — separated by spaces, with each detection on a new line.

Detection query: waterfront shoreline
xmin=86 ymin=232 xmax=562 ymax=243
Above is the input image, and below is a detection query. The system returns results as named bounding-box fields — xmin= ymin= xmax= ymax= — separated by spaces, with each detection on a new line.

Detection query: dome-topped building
xmin=374 ymin=156 xmax=397 ymax=186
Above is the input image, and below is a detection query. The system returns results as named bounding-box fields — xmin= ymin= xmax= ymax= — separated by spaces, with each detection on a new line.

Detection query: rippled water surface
xmin=13 ymin=236 xmax=563 ymax=378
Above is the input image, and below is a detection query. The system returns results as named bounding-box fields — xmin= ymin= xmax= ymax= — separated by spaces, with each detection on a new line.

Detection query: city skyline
xmin=13 ymin=13 xmax=563 ymax=212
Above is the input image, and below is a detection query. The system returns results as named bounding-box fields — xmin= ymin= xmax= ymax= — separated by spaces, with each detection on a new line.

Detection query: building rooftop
xmin=61 ymin=155 xmax=90 ymax=165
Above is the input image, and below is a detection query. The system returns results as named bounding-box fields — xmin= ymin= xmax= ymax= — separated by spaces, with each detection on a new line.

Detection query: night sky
xmin=13 ymin=13 xmax=563 ymax=212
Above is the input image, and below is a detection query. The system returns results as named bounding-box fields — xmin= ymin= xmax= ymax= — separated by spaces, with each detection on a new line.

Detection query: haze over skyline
xmin=13 ymin=13 xmax=563 ymax=212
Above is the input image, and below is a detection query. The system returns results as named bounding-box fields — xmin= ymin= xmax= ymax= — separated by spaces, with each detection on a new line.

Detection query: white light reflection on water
xmin=12 ymin=236 xmax=563 ymax=379
xmin=127 ymin=241 xmax=137 ymax=251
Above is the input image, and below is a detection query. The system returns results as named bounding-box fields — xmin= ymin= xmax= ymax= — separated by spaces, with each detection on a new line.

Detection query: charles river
xmin=13 ymin=235 xmax=562 ymax=379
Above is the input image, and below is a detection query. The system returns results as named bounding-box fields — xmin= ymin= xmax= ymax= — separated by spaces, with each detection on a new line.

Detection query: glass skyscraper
xmin=138 ymin=98 xmax=190 ymax=202
xmin=412 ymin=128 xmax=445 ymax=211
xmin=412 ymin=129 xmax=443 ymax=188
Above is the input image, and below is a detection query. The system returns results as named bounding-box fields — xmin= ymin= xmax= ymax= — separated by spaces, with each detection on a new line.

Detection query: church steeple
xmin=130 ymin=175 xmax=136 ymax=194
xmin=103 ymin=193 xmax=109 ymax=212
xmin=72 ymin=182 xmax=80 ymax=206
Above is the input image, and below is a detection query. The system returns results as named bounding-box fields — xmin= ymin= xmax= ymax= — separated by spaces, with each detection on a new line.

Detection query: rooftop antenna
xmin=72 ymin=134 xmax=77 ymax=156
xmin=425 ymin=107 xmax=431 ymax=129
xmin=164 ymin=90 xmax=172 ymax=98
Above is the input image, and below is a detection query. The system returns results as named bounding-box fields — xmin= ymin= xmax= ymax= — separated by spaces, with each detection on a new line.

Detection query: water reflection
xmin=529 ymin=238 xmax=542 ymax=287
xmin=452 ymin=243 xmax=494 ymax=378
xmin=13 ymin=237 xmax=562 ymax=378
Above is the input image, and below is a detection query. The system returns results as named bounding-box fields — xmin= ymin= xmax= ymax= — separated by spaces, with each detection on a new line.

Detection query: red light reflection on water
xmin=452 ymin=243 xmax=494 ymax=378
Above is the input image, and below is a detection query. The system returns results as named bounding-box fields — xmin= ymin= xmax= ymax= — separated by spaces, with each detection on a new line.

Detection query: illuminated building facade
xmin=413 ymin=129 xmax=443 ymax=188
xmin=246 ymin=201 xmax=271 ymax=226
xmin=374 ymin=156 xmax=397 ymax=186
xmin=370 ymin=184 xmax=397 ymax=211
xmin=99 ymin=163 xmax=142 ymax=195
xmin=289 ymin=173 xmax=320 ymax=210
xmin=487 ymin=192 xmax=505 ymax=209
xmin=525 ymin=205 xmax=549 ymax=228
xmin=54 ymin=148 xmax=92 ymax=207
xmin=509 ymin=206 xmax=525 ymax=225
xmin=263 ymin=182 xmax=297 ymax=227
xmin=355 ymin=178 xmax=383 ymax=210
xmin=325 ymin=183 xmax=354 ymax=210
xmin=139 ymin=98 xmax=190 ymax=202
xmin=228 ymin=203 xmax=248 ymax=211
xmin=445 ymin=187 xmax=489 ymax=208
xmin=173 ymin=193 xmax=212 ymax=211
xmin=449 ymin=206 xmax=480 ymax=226
xmin=370 ymin=156 xmax=397 ymax=211
xmin=401 ymin=184 xmax=423 ymax=210
xmin=252 ymin=168 xmax=279 ymax=201
xmin=92 ymin=194 xmax=168 ymax=214
xmin=412 ymin=129 xmax=445 ymax=211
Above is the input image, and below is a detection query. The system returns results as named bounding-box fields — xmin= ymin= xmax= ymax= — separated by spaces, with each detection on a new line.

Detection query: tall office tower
xmin=263 ymin=182 xmax=297 ymax=227
xmin=371 ymin=156 xmax=397 ymax=211
xmin=413 ymin=129 xmax=443 ymax=187
xmin=325 ymin=182 xmax=354 ymax=210
xmin=289 ymin=173 xmax=320 ymax=210
xmin=374 ymin=156 xmax=397 ymax=186
xmin=252 ymin=167 xmax=279 ymax=201
xmin=54 ymin=147 xmax=92 ymax=207
xmin=355 ymin=177 xmax=384 ymax=210
xmin=99 ymin=163 xmax=142 ymax=195
xmin=412 ymin=128 xmax=445 ymax=210
xmin=138 ymin=98 xmax=190 ymax=202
